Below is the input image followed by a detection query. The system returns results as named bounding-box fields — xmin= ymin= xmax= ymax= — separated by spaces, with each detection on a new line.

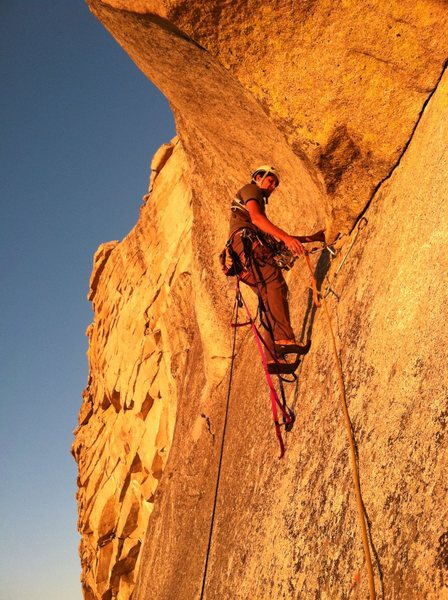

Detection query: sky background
xmin=0 ymin=3 xmax=175 ymax=599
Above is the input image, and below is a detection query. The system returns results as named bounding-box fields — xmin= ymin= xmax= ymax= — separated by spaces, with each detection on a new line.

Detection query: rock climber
xmin=227 ymin=165 xmax=314 ymax=374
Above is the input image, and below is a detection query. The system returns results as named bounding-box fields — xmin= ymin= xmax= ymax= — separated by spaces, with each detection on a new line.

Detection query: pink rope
xmin=236 ymin=280 xmax=292 ymax=458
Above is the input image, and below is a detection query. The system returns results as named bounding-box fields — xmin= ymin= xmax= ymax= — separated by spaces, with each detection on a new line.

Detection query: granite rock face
xmin=72 ymin=139 xmax=196 ymax=598
xmin=87 ymin=0 xmax=448 ymax=237
xmin=73 ymin=2 xmax=448 ymax=598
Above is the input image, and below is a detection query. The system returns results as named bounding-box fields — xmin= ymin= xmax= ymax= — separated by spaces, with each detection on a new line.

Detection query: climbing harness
xmin=221 ymin=226 xmax=329 ymax=275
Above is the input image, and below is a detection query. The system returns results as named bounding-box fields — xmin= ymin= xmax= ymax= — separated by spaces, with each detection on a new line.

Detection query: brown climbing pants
xmin=231 ymin=233 xmax=295 ymax=353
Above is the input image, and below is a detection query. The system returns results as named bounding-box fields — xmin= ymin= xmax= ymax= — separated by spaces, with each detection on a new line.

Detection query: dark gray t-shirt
xmin=228 ymin=183 xmax=267 ymax=237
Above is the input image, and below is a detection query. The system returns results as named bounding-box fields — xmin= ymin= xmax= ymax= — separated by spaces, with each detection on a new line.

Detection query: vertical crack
xmin=352 ymin=59 xmax=448 ymax=233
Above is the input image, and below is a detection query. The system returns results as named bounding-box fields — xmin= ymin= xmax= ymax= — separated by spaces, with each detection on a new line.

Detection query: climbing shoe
xmin=274 ymin=339 xmax=311 ymax=356
xmin=267 ymin=356 xmax=301 ymax=375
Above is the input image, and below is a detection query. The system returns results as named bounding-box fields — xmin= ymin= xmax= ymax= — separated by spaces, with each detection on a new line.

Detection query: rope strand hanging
xmin=201 ymin=220 xmax=375 ymax=599
xmin=199 ymin=292 xmax=240 ymax=600
xmin=303 ymin=230 xmax=376 ymax=600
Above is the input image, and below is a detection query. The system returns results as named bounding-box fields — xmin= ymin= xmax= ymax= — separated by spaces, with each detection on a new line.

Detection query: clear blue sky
xmin=0 ymin=3 xmax=175 ymax=599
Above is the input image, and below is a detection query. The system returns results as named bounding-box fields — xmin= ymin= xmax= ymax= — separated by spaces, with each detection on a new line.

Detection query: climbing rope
xmin=199 ymin=291 xmax=240 ymax=600
xmin=303 ymin=222 xmax=376 ymax=599
xmin=321 ymin=295 xmax=376 ymax=600
xmin=324 ymin=217 xmax=367 ymax=297
xmin=200 ymin=220 xmax=374 ymax=598
xmin=199 ymin=275 xmax=297 ymax=597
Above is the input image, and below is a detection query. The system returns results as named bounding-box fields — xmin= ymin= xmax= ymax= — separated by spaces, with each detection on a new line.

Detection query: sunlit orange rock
xmin=74 ymin=2 xmax=448 ymax=598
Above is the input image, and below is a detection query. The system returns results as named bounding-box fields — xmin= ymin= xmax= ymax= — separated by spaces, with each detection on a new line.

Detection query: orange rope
xmin=304 ymin=252 xmax=376 ymax=600
xmin=322 ymin=297 xmax=376 ymax=599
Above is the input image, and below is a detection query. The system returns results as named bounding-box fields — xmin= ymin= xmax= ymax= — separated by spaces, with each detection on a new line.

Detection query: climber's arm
xmin=246 ymin=199 xmax=305 ymax=255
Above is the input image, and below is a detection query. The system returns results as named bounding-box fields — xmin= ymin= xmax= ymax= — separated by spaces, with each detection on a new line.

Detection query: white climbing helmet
xmin=251 ymin=165 xmax=280 ymax=186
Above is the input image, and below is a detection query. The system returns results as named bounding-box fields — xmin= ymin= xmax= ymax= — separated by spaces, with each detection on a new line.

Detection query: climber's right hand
xmin=283 ymin=234 xmax=305 ymax=256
